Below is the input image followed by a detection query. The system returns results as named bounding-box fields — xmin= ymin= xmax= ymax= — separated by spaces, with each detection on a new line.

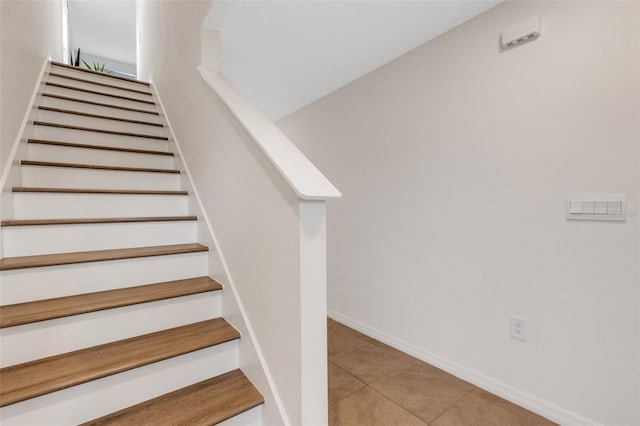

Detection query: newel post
xmin=299 ymin=200 xmax=328 ymax=426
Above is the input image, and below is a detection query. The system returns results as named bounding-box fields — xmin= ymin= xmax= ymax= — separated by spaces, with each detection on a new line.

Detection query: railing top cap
xmin=199 ymin=66 xmax=341 ymax=201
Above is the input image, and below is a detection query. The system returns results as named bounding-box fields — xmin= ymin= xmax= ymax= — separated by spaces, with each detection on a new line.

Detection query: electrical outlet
xmin=510 ymin=316 xmax=527 ymax=341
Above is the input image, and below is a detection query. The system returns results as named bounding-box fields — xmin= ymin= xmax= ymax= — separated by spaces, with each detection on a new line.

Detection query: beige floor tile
xmin=330 ymin=387 xmax=427 ymax=426
xmin=329 ymin=341 xmax=410 ymax=384
xmin=370 ymin=363 xmax=474 ymax=423
xmin=431 ymin=388 xmax=557 ymax=426
xmin=328 ymin=362 xmax=366 ymax=404
xmin=327 ymin=319 xmax=372 ymax=354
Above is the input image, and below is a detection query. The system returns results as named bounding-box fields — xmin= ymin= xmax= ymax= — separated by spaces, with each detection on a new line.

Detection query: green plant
xmin=81 ymin=59 xmax=106 ymax=72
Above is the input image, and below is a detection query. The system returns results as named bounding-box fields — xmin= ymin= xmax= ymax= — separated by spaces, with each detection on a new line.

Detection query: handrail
xmin=198 ymin=66 xmax=341 ymax=201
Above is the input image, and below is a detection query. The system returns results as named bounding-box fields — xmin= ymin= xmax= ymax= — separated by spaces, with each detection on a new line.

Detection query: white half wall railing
xmin=198 ymin=26 xmax=340 ymax=426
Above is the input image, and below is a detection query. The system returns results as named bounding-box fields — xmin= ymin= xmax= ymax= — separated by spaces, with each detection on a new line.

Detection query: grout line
xmin=332 ymin=320 xmax=469 ymax=424
xmin=427 ymin=386 xmax=476 ymax=425
xmin=328 ymin=361 xmax=366 ymax=387
xmin=330 ymin=319 xmax=553 ymax=425
xmin=367 ymin=386 xmax=429 ymax=425
xmin=367 ymin=363 xmax=455 ymax=424
xmin=327 ymin=361 xmax=367 ymax=405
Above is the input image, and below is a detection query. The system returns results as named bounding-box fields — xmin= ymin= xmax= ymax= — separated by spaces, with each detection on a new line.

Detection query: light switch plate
xmin=566 ymin=193 xmax=626 ymax=221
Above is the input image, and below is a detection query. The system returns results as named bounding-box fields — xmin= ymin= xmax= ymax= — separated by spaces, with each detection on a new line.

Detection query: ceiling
xmin=68 ymin=0 xmax=136 ymax=65
xmin=204 ymin=0 xmax=503 ymax=121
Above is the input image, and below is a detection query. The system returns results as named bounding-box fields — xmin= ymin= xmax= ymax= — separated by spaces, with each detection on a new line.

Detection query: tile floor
xmin=327 ymin=319 xmax=556 ymax=426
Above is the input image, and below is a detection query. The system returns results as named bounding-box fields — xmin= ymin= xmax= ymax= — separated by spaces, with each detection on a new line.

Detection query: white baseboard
xmin=328 ymin=309 xmax=601 ymax=426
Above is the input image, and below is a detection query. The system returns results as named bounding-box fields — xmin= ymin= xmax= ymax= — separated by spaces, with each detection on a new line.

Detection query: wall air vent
xmin=501 ymin=15 xmax=541 ymax=50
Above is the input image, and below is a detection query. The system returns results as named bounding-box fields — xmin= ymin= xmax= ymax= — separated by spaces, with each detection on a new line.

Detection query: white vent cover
xmin=501 ymin=15 xmax=541 ymax=49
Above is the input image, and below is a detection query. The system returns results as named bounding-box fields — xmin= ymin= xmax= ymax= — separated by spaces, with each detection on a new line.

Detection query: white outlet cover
xmin=510 ymin=316 xmax=527 ymax=341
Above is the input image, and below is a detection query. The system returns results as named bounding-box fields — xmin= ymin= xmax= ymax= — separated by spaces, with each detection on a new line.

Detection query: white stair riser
xmin=43 ymin=85 xmax=158 ymax=113
xmin=219 ymin=406 xmax=263 ymax=426
xmin=47 ymin=75 xmax=154 ymax=103
xmin=33 ymin=125 xmax=169 ymax=152
xmin=12 ymin=192 xmax=188 ymax=219
xmin=2 ymin=221 xmax=196 ymax=257
xmin=1 ymin=292 xmax=222 ymax=366
xmin=0 ymin=341 xmax=239 ymax=425
xmin=37 ymin=109 xmax=166 ymax=137
xmin=21 ymin=165 xmax=181 ymax=192
xmin=49 ymin=66 xmax=152 ymax=93
xmin=27 ymin=143 xmax=175 ymax=169
xmin=0 ymin=252 xmax=208 ymax=304
xmin=40 ymin=95 xmax=162 ymax=123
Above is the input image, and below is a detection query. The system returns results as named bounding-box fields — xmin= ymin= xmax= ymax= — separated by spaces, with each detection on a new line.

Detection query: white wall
xmin=68 ymin=0 xmax=136 ymax=68
xmin=0 ymin=0 xmax=62 ymax=175
xmin=137 ymin=2 xmax=318 ymax=424
xmin=278 ymin=1 xmax=640 ymax=425
xmin=205 ymin=0 xmax=501 ymax=121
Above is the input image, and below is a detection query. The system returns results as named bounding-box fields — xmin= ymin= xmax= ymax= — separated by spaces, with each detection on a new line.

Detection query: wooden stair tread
xmin=45 ymin=82 xmax=155 ymax=105
xmin=48 ymin=72 xmax=153 ymax=96
xmin=42 ymin=93 xmax=159 ymax=115
xmin=33 ymin=121 xmax=168 ymax=140
xmin=28 ymin=138 xmax=174 ymax=156
xmin=50 ymin=61 xmax=151 ymax=86
xmin=82 ymin=369 xmax=264 ymax=426
xmin=0 ymin=318 xmax=239 ymax=407
xmin=45 ymin=82 xmax=156 ymax=105
xmin=13 ymin=187 xmax=187 ymax=195
xmin=0 ymin=277 xmax=221 ymax=328
xmin=0 ymin=243 xmax=208 ymax=271
xmin=2 ymin=216 xmax=197 ymax=227
xmin=38 ymin=106 xmax=163 ymax=127
xmin=21 ymin=160 xmax=179 ymax=174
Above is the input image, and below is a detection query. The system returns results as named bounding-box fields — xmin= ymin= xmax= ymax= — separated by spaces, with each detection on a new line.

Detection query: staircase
xmin=0 ymin=62 xmax=264 ymax=425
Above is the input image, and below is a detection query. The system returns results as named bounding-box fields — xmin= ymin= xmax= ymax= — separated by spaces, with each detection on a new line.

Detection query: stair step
xmin=12 ymin=190 xmax=188 ymax=219
xmin=27 ymin=140 xmax=174 ymax=170
xmin=33 ymin=126 xmax=168 ymax=152
xmin=0 ymin=243 xmax=208 ymax=271
xmin=45 ymin=82 xmax=156 ymax=105
xmin=50 ymin=61 xmax=150 ymax=87
xmin=0 ymin=276 xmax=221 ymax=328
xmin=13 ymin=187 xmax=187 ymax=195
xmin=42 ymin=93 xmax=159 ymax=115
xmin=28 ymin=138 xmax=173 ymax=156
xmin=2 ymin=220 xmax=196 ymax=258
xmin=46 ymin=75 xmax=153 ymax=104
xmin=48 ymin=72 xmax=153 ymax=96
xmin=37 ymin=106 xmax=163 ymax=127
xmin=33 ymin=121 xmax=168 ymax=141
xmin=21 ymin=163 xmax=179 ymax=191
xmin=21 ymin=160 xmax=179 ymax=174
xmin=1 ymin=252 xmax=208 ymax=305
xmin=83 ymin=369 xmax=263 ymax=426
xmin=0 ymin=318 xmax=240 ymax=407
xmin=1 ymin=216 xmax=196 ymax=227
xmin=37 ymin=108 xmax=166 ymax=138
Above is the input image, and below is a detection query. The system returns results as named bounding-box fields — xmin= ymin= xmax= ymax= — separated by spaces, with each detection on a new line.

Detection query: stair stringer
xmin=152 ymin=84 xmax=287 ymax=426
xmin=0 ymin=58 xmax=50 ymax=258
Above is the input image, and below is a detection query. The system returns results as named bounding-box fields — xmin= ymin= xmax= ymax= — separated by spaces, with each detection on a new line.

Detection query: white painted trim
xmin=198 ymin=66 xmax=341 ymax=201
xmin=0 ymin=58 xmax=48 ymax=192
xmin=151 ymin=84 xmax=291 ymax=426
xmin=299 ymin=200 xmax=328 ymax=425
xmin=0 ymin=57 xmax=50 ymax=259
xmin=328 ymin=309 xmax=602 ymax=426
